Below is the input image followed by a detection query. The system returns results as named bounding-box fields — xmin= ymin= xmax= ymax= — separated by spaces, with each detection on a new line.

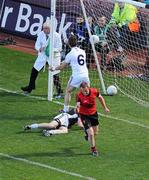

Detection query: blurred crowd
xmin=62 ymin=1 xmax=149 ymax=71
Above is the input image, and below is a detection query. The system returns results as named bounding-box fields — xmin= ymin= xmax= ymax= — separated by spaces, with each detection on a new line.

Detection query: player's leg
xmin=52 ymin=57 xmax=63 ymax=97
xmin=21 ymin=55 xmax=46 ymax=93
xmin=92 ymin=125 xmax=99 ymax=135
xmin=81 ymin=114 xmax=99 ymax=156
xmin=53 ymin=74 xmax=63 ymax=97
xmin=37 ymin=121 xmax=58 ymax=129
xmin=90 ymin=114 xmax=99 ymax=156
xmin=21 ymin=67 xmax=39 ymax=93
xmin=86 ymin=127 xmax=96 ymax=147
xmin=24 ymin=120 xmax=58 ymax=130
xmin=63 ymin=85 xmax=74 ymax=112
xmin=77 ymin=118 xmax=84 ymax=129
xmin=43 ymin=127 xmax=68 ymax=136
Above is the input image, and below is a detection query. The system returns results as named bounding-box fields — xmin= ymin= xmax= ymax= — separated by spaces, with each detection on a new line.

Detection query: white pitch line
xmin=0 ymin=87 xmax=149 ymax=130
xmin=0 ymin=87 xmax=46 ymax=100
xmin=0 ymin=153 xmax=95 ymax=180
xmin=98 ymin=113 xmax=149 ymax=129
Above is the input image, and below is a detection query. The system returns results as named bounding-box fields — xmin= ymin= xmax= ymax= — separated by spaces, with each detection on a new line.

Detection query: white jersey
xmin=65 ymin=47 xmax=89 ymax=77
xmin=54 ymin=113 xmax=78 ymax=127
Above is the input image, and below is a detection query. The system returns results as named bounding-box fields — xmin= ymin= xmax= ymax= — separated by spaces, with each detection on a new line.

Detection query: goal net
xmin=48 ymin=0 xmax=148 ymax=107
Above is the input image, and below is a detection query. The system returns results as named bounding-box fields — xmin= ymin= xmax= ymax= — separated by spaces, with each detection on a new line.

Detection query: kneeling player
xmin=24 ymin=109 xmax=82 ymax=136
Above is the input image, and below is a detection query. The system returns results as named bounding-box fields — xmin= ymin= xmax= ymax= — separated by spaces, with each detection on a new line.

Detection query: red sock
xmin=91 ymin=146 xmax=96 ymax=152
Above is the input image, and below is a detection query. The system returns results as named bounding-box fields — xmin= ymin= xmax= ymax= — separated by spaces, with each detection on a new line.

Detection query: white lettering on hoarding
xmin=30 ymin=14 xmax=43 ymax=35
xmin=1 ymin=2 xmax=73 ymax=39
xmin=1 ymin=6 xmax=13 ymax=27
xmin=59 ymin=13 xmax=72 ymax=41
xmin=15 ymin=3 xmax=31 ymax=32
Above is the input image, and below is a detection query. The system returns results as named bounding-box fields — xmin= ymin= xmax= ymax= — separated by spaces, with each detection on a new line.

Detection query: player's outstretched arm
xmin=98 ymin=95 xmax=110 ymax=113
xmin=49 ymin=62 xmax=68 ymax=71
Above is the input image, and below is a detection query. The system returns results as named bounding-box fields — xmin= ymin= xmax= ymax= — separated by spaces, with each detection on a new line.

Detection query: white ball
xmin=107 ymin=85 xmax=117 ymax=96
xmin=90 ymin=35 xmax=99 ymax=44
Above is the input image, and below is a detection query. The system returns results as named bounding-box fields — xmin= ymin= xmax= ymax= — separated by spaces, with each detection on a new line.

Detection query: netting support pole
xmin=80 ymin=0 xmax=106 ymax=94
xmin=48 ymin=0 xmax=56 ymax=101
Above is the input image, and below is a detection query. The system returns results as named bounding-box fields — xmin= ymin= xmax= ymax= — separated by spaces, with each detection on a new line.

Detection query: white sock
xmin=49 ymin=130 xmax=54 ymax=134
xmin=49 ymin=130 xmax=62 ymax=135
xmin=30 ymin=124 xmax=38 ymax=129
xmin=64 ymin=105 xmax=69 ymax=112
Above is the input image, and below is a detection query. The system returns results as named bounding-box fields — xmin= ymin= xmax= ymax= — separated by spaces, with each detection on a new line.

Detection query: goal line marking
xmin=0 ymin=87 xmax=149 ymax=130
xmin=0 ymin=153 xmax=95 ymax=180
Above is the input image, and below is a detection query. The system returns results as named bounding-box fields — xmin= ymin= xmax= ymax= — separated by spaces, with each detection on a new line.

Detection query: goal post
xmin=48 ymin=0 xmax=56 ymax=101
xmin=80 ymin=0 xmax=106 ymax=94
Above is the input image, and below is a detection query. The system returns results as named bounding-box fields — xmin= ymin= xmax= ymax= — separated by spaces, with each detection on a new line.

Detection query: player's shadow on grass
xmin=14 ymin=148 xmax=90 ymax=157
xmin=16 ymin=130 xmax=42 ymax=134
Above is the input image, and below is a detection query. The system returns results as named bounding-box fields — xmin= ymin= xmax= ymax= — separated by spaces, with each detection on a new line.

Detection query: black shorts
xmin=80 ymin=112 xmax=99 ymax=130
xmin=54 ymin=119 xmax=61 ymax=129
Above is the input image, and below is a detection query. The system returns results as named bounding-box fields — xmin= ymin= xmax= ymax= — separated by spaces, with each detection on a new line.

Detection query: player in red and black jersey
xmin=76 ymin=82 xmax=110 ymax=156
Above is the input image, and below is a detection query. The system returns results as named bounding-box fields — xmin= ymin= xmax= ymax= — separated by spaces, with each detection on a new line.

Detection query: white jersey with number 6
xmin=65 ymin=47 xmax=88 ymax=77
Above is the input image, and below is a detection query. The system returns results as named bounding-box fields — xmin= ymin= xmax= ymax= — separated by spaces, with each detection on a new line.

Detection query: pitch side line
xmin=0 ymin=153 xmax=95 ymax=180
xmin=0 ymin=87 xmax=149 ymax=130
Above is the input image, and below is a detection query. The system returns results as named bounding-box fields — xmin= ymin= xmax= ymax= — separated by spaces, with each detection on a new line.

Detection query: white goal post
xmin=48 ymin=0 xmax=56 ymax=101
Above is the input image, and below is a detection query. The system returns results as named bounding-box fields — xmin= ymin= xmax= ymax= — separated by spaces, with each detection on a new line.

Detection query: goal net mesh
xmin=58 ymin=0 xmax=149 ymax=107
xmin=21 ymin=0 xmax=149 ymax=106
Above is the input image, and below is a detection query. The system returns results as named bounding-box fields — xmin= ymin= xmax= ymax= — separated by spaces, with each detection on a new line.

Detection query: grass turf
xmin=0 ymin=46 xmax=149 ymax=180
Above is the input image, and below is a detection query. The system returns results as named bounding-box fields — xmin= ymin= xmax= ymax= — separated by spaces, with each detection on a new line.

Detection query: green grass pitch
xmin=0 ymin=46 xmax=149 ymax=180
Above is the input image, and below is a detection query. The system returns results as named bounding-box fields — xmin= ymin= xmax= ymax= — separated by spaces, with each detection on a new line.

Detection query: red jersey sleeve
xmin=93 ymin=88 xmax=100 ymax=97
xmin=76 ymin=92 xmax=81 ymax=102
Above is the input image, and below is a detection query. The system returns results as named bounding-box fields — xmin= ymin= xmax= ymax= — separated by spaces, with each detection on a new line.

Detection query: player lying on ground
xmin=24 ymin=109 xmax=83 ymax=136
xmin=76 ymin=82 xmax=110 ymax=156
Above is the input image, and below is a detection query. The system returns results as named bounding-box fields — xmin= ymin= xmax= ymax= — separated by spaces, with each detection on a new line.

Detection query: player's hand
xmin=39 ymin=47 xmax=46 ymax=52
xmin=48 ymin=66 xmax=55 ymax=71
xmin=76 ymin=107 xmax=80 ymax=114
xmin=105 ymin=107 xmax=110 ymax=113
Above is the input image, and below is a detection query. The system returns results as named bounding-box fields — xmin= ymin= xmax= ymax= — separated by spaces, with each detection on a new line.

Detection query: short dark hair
xmin=80 ymin=82 xmax=88 ymax=88
xmin=68 ymin=35 xmax=77 ymax=47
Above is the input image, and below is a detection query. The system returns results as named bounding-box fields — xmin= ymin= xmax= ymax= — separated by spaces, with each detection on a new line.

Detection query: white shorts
xmin=54 ymin=113 xmax=69 ymax=127
xmin=67 ymin=76 xmax=90 ymax=88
